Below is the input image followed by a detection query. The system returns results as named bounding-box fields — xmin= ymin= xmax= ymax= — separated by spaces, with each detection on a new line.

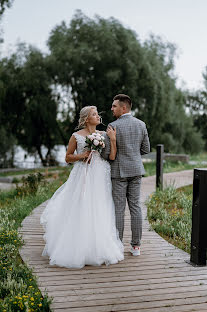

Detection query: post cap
xmin=194 ymin=168 xmax=207 ymax=180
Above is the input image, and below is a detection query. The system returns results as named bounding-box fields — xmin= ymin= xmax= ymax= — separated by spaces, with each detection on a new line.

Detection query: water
xmin=13 ymin=146 xmax=156 ymax=168
xmin=13 ymin=145 xmax=67 ymax=168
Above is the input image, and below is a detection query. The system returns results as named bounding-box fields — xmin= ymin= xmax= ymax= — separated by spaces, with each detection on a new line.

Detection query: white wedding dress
xmin=40 ymin=132 xmax=124 ymax=268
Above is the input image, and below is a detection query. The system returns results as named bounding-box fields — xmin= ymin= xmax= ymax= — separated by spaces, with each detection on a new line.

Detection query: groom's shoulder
xmin=109 ymin=116 xmax=146 ymax=128
xmin=133 ymin=117 xmax=146 ymax=127
xmin=109 ymin=119 xmax=119 ymax=128
xmin=121 ymin=116 xmax=146 ymax=127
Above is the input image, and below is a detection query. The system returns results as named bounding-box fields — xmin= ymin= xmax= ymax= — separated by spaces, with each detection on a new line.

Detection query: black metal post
xmin=156 ymin=144 xmax=164 ymax=190
xmin=190 ymin=168 xmax=207 ymax=266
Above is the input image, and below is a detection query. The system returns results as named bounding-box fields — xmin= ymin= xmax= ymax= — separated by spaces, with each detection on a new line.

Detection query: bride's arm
xmin=65 ymin=135 xmax=90 ymax=163
xmin=106 ymin=126 xmax=117 ymax=161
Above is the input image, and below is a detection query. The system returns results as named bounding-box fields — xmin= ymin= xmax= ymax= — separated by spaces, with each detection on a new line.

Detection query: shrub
xmin=16 ymin=172 xmax=45 ymax=196
xmin=147 ymin=185 xmax=192 ymax=253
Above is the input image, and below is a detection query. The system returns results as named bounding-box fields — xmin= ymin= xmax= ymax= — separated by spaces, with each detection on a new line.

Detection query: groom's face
xmin=111 ymin=100 xmax=124 ymax=118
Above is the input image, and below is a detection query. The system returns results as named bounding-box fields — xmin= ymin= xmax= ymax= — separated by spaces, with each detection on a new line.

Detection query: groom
xmin=102 ymin=94 xmax=150 ymax=256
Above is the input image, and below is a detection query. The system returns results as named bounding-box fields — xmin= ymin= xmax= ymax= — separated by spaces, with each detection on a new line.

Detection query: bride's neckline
xmin=75 ymin=131 xmax=104 ymax=139
xmin=75 ymin=133 xmax=87 ymax=138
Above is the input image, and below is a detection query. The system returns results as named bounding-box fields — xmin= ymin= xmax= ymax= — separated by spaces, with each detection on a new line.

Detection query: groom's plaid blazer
xmin=102 ymin=114 xmax=150 ymax=178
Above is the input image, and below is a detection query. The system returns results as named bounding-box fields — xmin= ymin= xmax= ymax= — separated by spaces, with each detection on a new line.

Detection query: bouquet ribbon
xmin=83 ymin=150 xmax=95 ymax=196
xmin=85 ymin=150 xmax=94 ymax=165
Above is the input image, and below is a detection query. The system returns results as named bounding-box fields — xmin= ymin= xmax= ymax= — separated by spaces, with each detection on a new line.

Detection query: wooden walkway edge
xmin=19 ymin=170 xmax=207 ymax=312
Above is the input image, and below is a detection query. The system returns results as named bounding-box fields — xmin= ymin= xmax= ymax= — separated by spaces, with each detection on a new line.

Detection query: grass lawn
xmin=0 ymin=168 xmax=70 ymax=311
xmin=189 ymin=152 xmax=207 ymax=162
xmin=143 ymin=151 xmax=207 ymax=177
xmin=147 ymin=184 xmax=193 ymax=253
xmin=0 ymin=166 xmax=68 ymax=177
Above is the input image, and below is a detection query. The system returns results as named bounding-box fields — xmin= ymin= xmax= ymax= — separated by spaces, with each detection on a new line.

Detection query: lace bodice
xmin=72 ymin=132 xmax=87 ymax=154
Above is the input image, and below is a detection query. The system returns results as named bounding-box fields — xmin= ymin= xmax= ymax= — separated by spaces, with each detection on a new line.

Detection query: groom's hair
xmin=113 ymin=94 xmax=132 ymax=109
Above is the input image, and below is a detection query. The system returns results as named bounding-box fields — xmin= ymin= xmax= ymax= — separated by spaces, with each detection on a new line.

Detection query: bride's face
xmin=86 ymin=109 xmax=100 ymax=126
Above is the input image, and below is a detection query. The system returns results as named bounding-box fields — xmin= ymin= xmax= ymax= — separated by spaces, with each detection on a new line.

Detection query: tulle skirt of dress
xmin=40 ymin=154 xmax=124 ymax=269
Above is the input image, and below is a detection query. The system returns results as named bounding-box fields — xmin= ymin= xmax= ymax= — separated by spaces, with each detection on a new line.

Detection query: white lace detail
xmin=72 ymin=132 xmax=87 ymax=154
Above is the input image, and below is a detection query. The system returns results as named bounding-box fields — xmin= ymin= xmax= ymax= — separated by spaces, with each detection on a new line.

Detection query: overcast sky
xmin=1 ymin=0 xmax=207 ymax=91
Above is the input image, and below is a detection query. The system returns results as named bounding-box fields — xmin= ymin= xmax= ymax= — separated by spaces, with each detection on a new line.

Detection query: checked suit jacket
xmin=102 ymin=114 xmax=150 ymax=178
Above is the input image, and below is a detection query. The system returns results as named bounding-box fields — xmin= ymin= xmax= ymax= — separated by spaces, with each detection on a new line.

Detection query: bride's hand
xmin=107 ymin=126 xmax=116 ymax=141
xmin=81 ymin=150 xmax=91 ymax=162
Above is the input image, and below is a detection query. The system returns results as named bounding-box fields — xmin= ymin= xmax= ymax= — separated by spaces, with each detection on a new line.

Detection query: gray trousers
xmin=112 ymin=176 xmax=142 ymax=247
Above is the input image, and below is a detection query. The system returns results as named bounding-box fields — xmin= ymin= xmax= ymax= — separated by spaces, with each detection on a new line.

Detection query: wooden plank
xmin=51 ymin=296 xmax=207 ymax=311
xmin=37 ymin=271 xmax=207 ymax=284
xmin=54 ymin=303 xmax=207 ymax=312
xmin=43 ymin=284 xmax=207 ymax=299
xmin=34 ymin=267 xmax=207 ymax=279
xmin=39 ymin=279 xmax=207 ymax=292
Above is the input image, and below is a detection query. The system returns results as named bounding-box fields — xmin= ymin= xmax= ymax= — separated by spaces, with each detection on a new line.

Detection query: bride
xmin=40 ymin=106 xmax=124 ymax=268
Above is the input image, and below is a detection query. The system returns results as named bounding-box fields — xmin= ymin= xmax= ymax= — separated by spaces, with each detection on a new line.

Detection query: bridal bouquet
xmin=85 ymin=132 xmax=105 ymax=153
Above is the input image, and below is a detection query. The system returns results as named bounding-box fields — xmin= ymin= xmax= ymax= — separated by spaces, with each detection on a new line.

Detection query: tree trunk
xmin=37 ymin=146 xmax=47 ymax=167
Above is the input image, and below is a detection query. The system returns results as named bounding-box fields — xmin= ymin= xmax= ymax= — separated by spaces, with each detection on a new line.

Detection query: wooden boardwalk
xmin=19 ymin=170 xmax=207 ymax=312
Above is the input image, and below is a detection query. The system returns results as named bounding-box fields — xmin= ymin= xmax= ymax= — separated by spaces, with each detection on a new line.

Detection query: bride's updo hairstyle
xmin=78 ymin=106 xmax=97 ymax=129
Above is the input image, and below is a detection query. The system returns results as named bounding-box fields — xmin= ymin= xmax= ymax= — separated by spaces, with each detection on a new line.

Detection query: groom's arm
xmin=140 ymin=123 xmax=150 ymax=155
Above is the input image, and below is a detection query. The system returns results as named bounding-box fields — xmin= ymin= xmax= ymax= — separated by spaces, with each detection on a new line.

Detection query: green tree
xmin=48 ymin=10 xmax=203 ymax=153
xmin=0 ymin=0 xmax=15 ymax=166
xmin=0 ymin=0 xmax=13 ymax=16
xmin=0 ymin=126 xmax=16 ymax=167
xmin=18 ymin=46 xmax=62 ymax=165
xmin=0 ymin=45 xmax=61 ymax=166
xmin=0 ymin=54 xmax=21 ymax=167
xmin=48 ymin=10 xmax=146 ymax=137
xmin=1 ymin=9 xmax=204 ymax=163
xmin=187 ymin=68 xmax=207 ymax=150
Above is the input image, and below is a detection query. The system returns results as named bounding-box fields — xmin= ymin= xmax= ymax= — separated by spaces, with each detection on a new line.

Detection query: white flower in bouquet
xmin=85 ymin=131 xmax=105 ymax=153
xmin=88 ymin=135 xmax=94 ymax=141
xmin=93 ymin=139 xmax=99 ymax=146
xmin=93 ymin=132 xmax=100 ymax=138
